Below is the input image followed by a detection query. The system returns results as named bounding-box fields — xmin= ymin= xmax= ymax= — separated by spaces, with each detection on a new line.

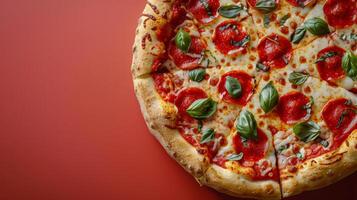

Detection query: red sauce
xmin=268 ymin=125 xmax=279 ymax=135
xmin=233 ymin=129 xmax=268 ymax=163
xmin=217 ymin=71 xmax=254 ymax=106
xmin=322 ymin=98 xmax=357 ymax=147
xmin=174 ymin=87 xmax=207 ymax=122
xmin=316 ymin=46 xmax=346 ymax=84
xmin=257 ymin=33 xmax=292 ymax=69
xmin=323 ymin=0 xmax=357 ymax=28
xmin=213 ymin=20 xmax=249 ymax=56
xmin=168 ymin=36 xmax=206 ymax=70
xmin=152 ymin=72 xmax=177 ymax=103
xmin=187 ymin=0 xmax=220 ymax=24
xmin=253 ymin=163 xmax=279 ymax=181
xmin=276 ymin=92 xmax=310 ymax=124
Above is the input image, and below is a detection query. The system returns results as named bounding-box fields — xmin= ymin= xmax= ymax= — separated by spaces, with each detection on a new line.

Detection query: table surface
xmin=0 ymin=1 xmax=356 ymax=199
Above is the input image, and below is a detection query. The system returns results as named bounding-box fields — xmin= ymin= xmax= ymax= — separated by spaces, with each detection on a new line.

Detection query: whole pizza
xmin=131 ymin=0 xmax=357 ymax=199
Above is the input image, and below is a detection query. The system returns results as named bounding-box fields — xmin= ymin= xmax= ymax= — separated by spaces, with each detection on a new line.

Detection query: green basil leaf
xmin=263 ymin=14 xmax=270 ymax=28
xmin=218 ymin=4 xmax=244 ymax=18
xmin=189 ymin=68 xmax=206 ymax=82
xmin=278 ymin=144 xmax=288 ymax=153
xmin=296 ymin=152 xmax=304 ymax=160
xmin=259 ymin=81 xmax=279 ymax=113
xmin=197 ymin=120 xmax=203 ymax=133
xmin=227 ymin=152 xmax=244 ymax=161
xmin=236 ymin=110 xmax=258 ymax=139
xmin=288 ymin=71 xmax=309 ymax=85
xmin=293 ymin=121 xmax=320 ymax=143
xmin=320 ymin=140 xmax=329 ymax=148
xmin=231 ymin=35 xmax=250 ymax=47
xmin=186 ymin=98 xmax=217 ymax=119
xmin=304 ymin=17 xmax=330 ymax=36
xmin=255 ymin=0 xmax=277 ymax=14
xmin=256 ymin=62 xmax=270 ymax=72
xmin=225 ymin=76 xmax=242 ymax=98
xmin=279 ymin=14 xmax=290 ymax=26
xmin=175 ymin=28 xmax=191 ymax=53
xmin=291 ymin=26 xmax=306 ymax=44
xmin=199 ymin=0 xmax=213 ymax=16
xmin=200 ymin=128 xmax=215 ymax=144
xmin=342 ymin=50 xmax=357 ymax=81
xmin=315 ymin=51 xmax=338 ymax=63
xmin=340 ymin=33 xmax=357 ymax=41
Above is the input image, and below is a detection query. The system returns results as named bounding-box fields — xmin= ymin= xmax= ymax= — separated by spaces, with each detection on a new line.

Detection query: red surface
xmin=0 ymin=1 xmax=356 ymax=200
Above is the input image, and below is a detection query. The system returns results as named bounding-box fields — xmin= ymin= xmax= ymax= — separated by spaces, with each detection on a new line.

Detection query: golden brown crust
xmin=280 ymin=130 xmax=357 ymax=197
xmin=131 ymin=0 xmax=173 ymax=78
xmin=200 ymin=165 xmax=281 ymax=200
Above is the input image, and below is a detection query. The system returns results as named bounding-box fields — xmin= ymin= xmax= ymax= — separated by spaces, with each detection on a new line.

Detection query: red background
xmin=0 ymin=0 xmax=356 ymax=199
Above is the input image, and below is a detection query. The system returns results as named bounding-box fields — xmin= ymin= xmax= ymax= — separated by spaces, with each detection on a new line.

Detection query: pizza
xmin=131 ymin=0 xmax=357 ymax=199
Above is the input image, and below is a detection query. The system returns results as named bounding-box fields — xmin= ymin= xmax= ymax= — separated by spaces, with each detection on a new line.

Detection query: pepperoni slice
xmin=153 ymin=72 xmax=182 ymax=103
xmin=286 ymin=0 xmax=314 ymax=7
xmin=323 ymin=0 xmax=357 ymax=28
xmin=233 ymin=128 xmax=268 ymax=163
xmin=257 ymin=33 xmax=292 ymax=69
xmin=276 ymin=92 xmax=310 ymax=124
xmin=213 ymin=20 xmax=249 ymax=55
xmin=168 ymin=36 xmax=206 ymax=70
xmin=174 ymin=87 xmax=207 ymax=121
xmin=217 ymin=71 xmax=254 ymax=106
xmin=316 ymin=46 xmax=346 ymax=83
xmin=187 ymin=0 xmax=220 ymax=24
xmin=322 ymin=98 xmax=357 ymax=142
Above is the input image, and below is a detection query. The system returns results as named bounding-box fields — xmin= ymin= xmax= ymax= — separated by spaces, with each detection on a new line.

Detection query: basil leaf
xmin=225 ymin=76 xmax=242 ymax=98
xmin=189 ymin=68 xmax=206 ymax=82
xmin=263 ymin=14 xmax=270 ymax=28
xmin=291 ymin=26 xmax=306 ymax=44
xmin=288 ymin=71 xmax=309 ymax=85
xmin=296 ymin=152 xmax=304 ymax=160
xmin=218 ymin=5 xmax=244 ymax=18
xmin=227 ymin=152 xmax=243 ymax=161
xmin=200 ymin=128 xmax=215 ymax=144
xmin=315 ymin=51 xmax=337 ymax=63
xmin=186 ymin=98 xmax=217 ymax=119
xmin=256 ymin=62 xmax=270 ymax=72
xmin=320 ymin=140 xmax=329 ymax=148
xmin=199 ymin=0 xmax=213 ymax=16
xmin=293 ymin=121 xmax=321 ymax=143
xmin=304 ymin=17 xmax=330 ymax=36
xmin=231 ymin=35 xmax=250 ymax=47
xmin=175 ymin=29 xmax=191 ymax=53
xmin=236 ymin=110 xmax=258 ymax=140
xmin=342 ymin=50 xmax=357 ymax=81
xmin=279 ymin=14 xmax=290 ymax=26
xmin=259 ymin=81 xmax=279 ymax=113
xmin=197 ymin=120 xmax=203 ymax=133
xmin=278 ymin=145 xmax=288 ymax=153
xmin=255 ymin=0 xmax=277 ymax=14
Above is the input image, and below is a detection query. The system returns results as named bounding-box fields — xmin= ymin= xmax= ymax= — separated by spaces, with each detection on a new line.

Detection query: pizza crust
xmin=201 ymin=165 xmax=281 ymax=200
xmin=280 ymin=130 xmax=357 ymax=197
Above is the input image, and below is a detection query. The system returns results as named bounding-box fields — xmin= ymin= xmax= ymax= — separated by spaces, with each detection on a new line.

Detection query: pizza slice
xmin=272 ymin=72 xmax=357 ymax=197
xmin=290 ymin=35 xmax=357 ymax=93
xmin=245 ymin=68 xmax=356 ymax=197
